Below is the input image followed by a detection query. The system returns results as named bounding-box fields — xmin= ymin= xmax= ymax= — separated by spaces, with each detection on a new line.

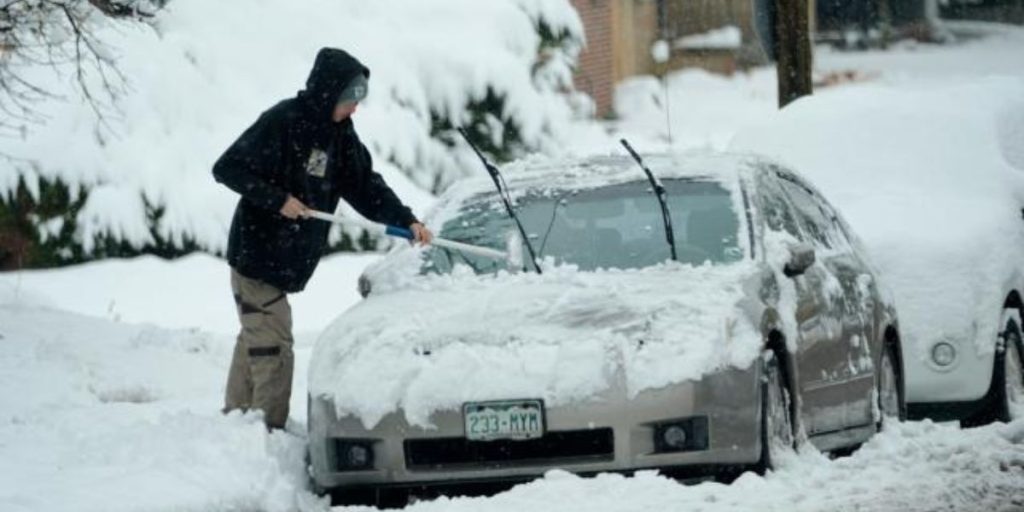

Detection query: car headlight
xmin=931 ymin=342 xmax=957 ymax=367
xmin=653 ymin=417 xmax=709 ymax=453
xmin=334 ymin=440 xmax=375 ymax=471
xmin=662 ymin=425 xmax=687 ymax=449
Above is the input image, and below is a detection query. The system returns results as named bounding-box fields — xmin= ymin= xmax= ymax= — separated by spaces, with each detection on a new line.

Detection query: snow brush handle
xmin=304 ymin=210 xmax=509 ymax=261
xmin=383 ymin=225 xmax=415 ymax=240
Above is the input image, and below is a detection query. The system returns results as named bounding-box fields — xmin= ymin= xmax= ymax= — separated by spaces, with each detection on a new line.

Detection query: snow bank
xmin=610 ymin=22 xmax=1024 ymax=156
xmin=814 ymin=21 xmax=1024 ymax=84
xmin=382 ymin=420 xmax=1024 ymax=512
xmin=0 ymin=301 xmax=321 ymax=512
xmin=0 ymin=252 xmax=378 ymax=334
xmin=732 ymin=78 xmax=1024 ymax=367
xmin=612 ymin=68 xmax=779 ymax=151
xmin=2 ymin=0 xmax=584 ymax=255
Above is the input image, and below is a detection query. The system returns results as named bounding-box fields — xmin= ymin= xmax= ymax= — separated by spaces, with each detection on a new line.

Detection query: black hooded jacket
xmin=213 ymin=48 xmax=418 ymax=293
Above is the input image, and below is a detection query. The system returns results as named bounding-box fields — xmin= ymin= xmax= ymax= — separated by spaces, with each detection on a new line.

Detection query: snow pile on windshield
xmin=1 ymin=0 xmax=584 ymax=254
xmin=309 ymin=262 xmax=762 ymax=428
xmin=732 ymin=77 xmax=1024 ymax=367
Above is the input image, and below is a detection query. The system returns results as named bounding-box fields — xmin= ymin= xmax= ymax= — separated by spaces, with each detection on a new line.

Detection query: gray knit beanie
xmin=336 ymin=73 xmax=368 ymax=106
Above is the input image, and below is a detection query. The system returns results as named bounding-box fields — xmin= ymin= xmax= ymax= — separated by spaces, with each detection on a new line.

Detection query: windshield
xmin=422 ymin=179 xmax=744 ymax=274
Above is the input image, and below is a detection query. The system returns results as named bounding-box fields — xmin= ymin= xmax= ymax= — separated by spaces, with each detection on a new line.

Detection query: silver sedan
xmin=307 ymin=153 xmax=905 ymax=506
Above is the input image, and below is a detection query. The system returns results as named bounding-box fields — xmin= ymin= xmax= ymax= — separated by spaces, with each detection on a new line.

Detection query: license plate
xmin=463 ymin=399 xmax=545 ymax=441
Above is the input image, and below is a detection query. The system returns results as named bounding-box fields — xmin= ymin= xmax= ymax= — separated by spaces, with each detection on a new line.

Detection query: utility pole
xmin=876 ymin=0 xmax=893 ymax=48
xmin=773 ymin=0 xmax=813 ymax=108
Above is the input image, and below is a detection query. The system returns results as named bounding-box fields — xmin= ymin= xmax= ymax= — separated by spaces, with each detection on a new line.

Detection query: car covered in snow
xmin=732 ymin=79 xmax=1024 ymax=426
xmin=306 ymin=152 xmax=905 ymax=504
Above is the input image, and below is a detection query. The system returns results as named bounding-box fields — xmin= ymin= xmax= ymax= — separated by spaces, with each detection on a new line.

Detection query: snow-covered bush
xmin=0 ymin=0 xmax=585 ymax=268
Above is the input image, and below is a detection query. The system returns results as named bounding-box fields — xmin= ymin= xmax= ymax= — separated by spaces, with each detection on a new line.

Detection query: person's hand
xmin=279 ymin=195 xmax=308 ymax=220
xmin=410 ymin=222 xmax=433 ymax=245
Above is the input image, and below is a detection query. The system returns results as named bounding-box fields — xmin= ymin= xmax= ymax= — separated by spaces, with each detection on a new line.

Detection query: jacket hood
xmin=298 ymin=47 xmax=370 ymax=122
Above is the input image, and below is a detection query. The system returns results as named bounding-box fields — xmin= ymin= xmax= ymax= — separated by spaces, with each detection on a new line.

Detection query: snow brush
xmin=304 ymin=209 xmax=522 ymax=267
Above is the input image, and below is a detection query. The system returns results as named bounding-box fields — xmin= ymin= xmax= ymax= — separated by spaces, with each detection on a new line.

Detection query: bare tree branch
xmin=0 ymin=0 xmax=159 ymax=152
xmin=88 ymin=0 xmax=154 ymax=19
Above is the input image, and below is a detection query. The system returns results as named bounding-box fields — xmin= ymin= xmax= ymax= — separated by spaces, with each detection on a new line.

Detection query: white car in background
xmin=733 ymin=78 xmax=1024 ymax=424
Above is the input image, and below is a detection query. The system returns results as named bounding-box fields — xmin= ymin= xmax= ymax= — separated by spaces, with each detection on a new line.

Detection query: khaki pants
xmin=224 ymin=268 xmax=294 ymax=429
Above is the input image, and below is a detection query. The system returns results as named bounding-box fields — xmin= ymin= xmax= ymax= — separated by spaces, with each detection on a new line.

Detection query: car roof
xmin=444 ymin=150 xmax=768 ymax=201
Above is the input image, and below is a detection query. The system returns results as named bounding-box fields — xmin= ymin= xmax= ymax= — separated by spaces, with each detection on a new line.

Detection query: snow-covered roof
xmin=439 ymin=150 xmax=759 ymax=203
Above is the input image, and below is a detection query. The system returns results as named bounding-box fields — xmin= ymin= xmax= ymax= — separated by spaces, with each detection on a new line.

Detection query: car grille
xmin=404 ymin=428 xmax=615 ymax=470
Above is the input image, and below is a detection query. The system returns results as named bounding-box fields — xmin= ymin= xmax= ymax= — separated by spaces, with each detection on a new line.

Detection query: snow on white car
xmin=733 ymin=78 xmax=1024 ymax=426
xmin=306 ymin=152 xmax=904 ymax=505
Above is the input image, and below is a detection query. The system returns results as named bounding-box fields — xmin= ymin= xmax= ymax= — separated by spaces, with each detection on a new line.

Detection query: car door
xmin=775 ymin=174 xmax=877 ymax=431
xmin=756 ymin=171 xmax=847 ymax=435
xmin=799 ymin=187 xmax=880 ymax=428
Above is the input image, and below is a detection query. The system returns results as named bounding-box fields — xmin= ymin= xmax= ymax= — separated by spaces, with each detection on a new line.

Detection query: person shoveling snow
xmin=212 ymin=47 xmax=433 ymax=430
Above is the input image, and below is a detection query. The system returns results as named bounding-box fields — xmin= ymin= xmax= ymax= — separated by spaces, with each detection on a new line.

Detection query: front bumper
xmin=308 ymin=366 xmax=762 ymax=491
xmin=904 ymin=336 xmax=995 ymax=405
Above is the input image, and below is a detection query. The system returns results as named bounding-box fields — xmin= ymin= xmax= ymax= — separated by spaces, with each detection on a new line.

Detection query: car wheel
xmin=967 ymin=311 xmax=1024 ymax=426
xmin=875 ymin=342 xmax=904 ymax=430
xmin=759 ymin=350 xmax=795 ymax=472
xmin=1001 ymin=315 xmax=1024 ymax=421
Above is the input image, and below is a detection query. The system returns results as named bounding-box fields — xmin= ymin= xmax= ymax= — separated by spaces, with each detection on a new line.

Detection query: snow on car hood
xmin=308 ymin=262 xmax=762 ymax=428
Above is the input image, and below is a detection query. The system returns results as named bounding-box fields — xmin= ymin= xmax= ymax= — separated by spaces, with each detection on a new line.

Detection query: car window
xmin=775 ymin=175 xmax=843 ymax=250
xmin=422 ymin=179 xmax=744 ymax=274
xmin=757 ymin=175 xmax=803 ymax=240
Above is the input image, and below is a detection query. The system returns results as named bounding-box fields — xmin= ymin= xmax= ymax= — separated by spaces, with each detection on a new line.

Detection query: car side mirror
xmin=783 ymin=242 xmax=816 ymax=278
xmin=357 ymin=274 xmax=372 ymax=298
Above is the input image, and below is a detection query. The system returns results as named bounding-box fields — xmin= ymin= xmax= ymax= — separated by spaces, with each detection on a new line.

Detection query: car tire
xmin=997 ymin=313 xmax=1024 ymax=422
xmin=875 ymin=341 xmax=905 ymax=431
xmin=758 ymin=350 xmax=795 ymax=472
xmin=966 ymin=310 xmax=1024 ymax=426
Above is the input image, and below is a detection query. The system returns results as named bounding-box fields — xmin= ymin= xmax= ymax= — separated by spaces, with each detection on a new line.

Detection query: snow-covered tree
xmin=0 ymin=1 xmax=161 ymax=143
xmin=0 ymin=0 xmax=585 ymax=269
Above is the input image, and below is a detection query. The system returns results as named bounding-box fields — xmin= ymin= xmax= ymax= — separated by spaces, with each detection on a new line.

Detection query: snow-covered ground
xmin=3 ymin=285 xmax=1024 ymax=512
xmin=4 ymin=269 xmax=1024 ymax=512
xmin=605 ymin=21 xmax=1024 ymax=154
xmin=0 ymin=284 xmax=316 ymax=512
xmin=4 ymin=19 xmax=1024 ymax=512
xmin=0 ymin=252 xmax=377 ymax=336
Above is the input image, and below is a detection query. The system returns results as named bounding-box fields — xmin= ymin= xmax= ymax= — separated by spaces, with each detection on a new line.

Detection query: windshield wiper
xmin=458 ymin=127 xmax=542 ymax=274
xmin=620 ymin=139 xmax=678 ymax=261
xmin=444 ymin=246 xmax=485 ymax=274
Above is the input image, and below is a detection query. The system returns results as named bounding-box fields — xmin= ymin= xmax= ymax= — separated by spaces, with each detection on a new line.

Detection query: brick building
xmin=570 ymin=0 xmax=659 ymax=118
xmin=570 ymin=0 xmax=940 ymax=118
xmin=570 ymin=0 xmax=768 ymax=118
